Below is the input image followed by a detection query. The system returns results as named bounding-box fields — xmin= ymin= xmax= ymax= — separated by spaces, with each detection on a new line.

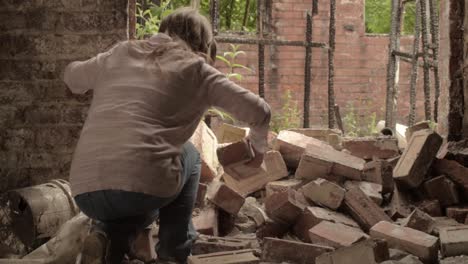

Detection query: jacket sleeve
xmin=63 ymin=44 xmax=116 ymax=94
xmin=200 ymin=63 xmax=271 ymax=153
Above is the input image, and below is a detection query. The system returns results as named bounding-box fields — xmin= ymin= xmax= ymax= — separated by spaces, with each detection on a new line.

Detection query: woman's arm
xmin=201 ymin=63 xmax=271 ymax=154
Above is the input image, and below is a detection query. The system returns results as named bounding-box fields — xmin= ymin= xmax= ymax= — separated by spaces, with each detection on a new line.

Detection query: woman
xmin=64 ymin=8 xmax=270 ymax=264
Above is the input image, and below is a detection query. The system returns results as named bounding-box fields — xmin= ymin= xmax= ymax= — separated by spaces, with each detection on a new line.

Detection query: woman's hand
xmin=245 ymin=144 xmax=264 ymax=168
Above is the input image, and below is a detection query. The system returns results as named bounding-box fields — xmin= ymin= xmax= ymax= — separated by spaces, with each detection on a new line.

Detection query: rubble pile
xmin=1 ymin=121 xmax=468 ymax=264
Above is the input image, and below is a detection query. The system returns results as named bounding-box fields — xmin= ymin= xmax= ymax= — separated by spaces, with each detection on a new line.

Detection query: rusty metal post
xmin=128 ymin=0 xmax=137 ymax=40
xmin=420 ymin=0 xmax=432 ymax=121
xmin=328 ymin=0 xmax=336 ymax=129
xmin=211 ymin=0 xmax=219 ymax=35
xmin=304 ymin=11 xmax=313 ymax=128
xmin=429 ymin=0 xmax=440 ymax=122
xmin=257 ymin=0 xmax=265 ymax=98
xmin=408 ymin=0 xmax=421 ymax=126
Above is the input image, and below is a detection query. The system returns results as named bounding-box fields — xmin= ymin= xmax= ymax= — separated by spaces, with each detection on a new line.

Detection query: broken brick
xmin=192 ymin=235 xmax=252 ymax=255
xmin=293 ymin=206 xmax=359 ymax=242
xmin=389 ymin=186 xmax=413 ymax=219
xmin=217 ymin=139 xmax=253 ymax=167
xmin=207 ymin=181 xmax=245 ymax=215
xmin=423 ymin=176 xmax=459 ymax=207
xmin=343 ymin=187 xmax=393 ymax=231
xmin=440 ymin=225 xmax=468 ymax=257
xmin=239 ymin=197 xmax=267 ymax=227
xmin=295 ymin=143 xmax=365 ymax=181
xmin=362 ymin=160 xmax=395 ymax=195
xmin=132 ymin=226 xmax=156 ymax=262
xmin=393 ymin=129 xmax=442 ymax=188
xmin=308 ymin=221 xmax=367 ymax=248
xmin=401 ymin=209 xmax=435 ymax=234
xmin=288 ymin=127 xmax=343 ymax=149
xmin=262 ymin=237 xmax=333 ymax=264
xmin=275 ymin=130 xmax=334 ymax=168
xmin=190 ymin=121 xmax=220 ymax=183
xmin=418 ymin=200 xmax=442 ymax=217
xmin=188 ymin=249 xmax=259 ymax=264
xmin=193 ymin=207 xmax=219 ymax=236
xmin=265 ymin=179 xmax=302 ymax=198
xmin=342 ymin=137 xmax=399 ymax=160
xmin=223 ymin=150 xmax=288 ymax=196
xmin=264 ymin=189 xmax=307 ymax=224
xmin=446 ymin=207 xmax=468 ymax=223
xmin=215 ymin=123 xmax=249 ymax=144
xmin=344 ymin=181 xmax=383 ymax=205
xmin=431 ymin=217 xmax=464 ymax=236
xmin=370 ymin=221 xmax=439 ymax=263
xmin=256 ymin=219 xmax=289 ymax=239
xmin=301 ymin=178 xmax=346 ymax=210
xmin=316 ymin=239 xmax=390 ymax=264
xmin=433 ymin=159 xmax=468 ymax=192
xmin=196 ymin=183 xmax=208 ymax=208
xmin=405 ymin=121 xmax=431 ymax=141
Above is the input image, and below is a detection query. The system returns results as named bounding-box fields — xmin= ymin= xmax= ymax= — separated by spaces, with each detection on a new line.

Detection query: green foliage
xmin=343 ymin=102 xmax=378 ymax=137
xmin=216 ymin=44 xmax=252 ymax=81
xmin=136 ymin=0 xmax=178 ymax=39
xmin=365 ymin=0 xmax=418 ymax=35
xmin=270 ymin=90 xmax=301 ymax=133
xmin=218 ymin=0 xmax=257 ymax=32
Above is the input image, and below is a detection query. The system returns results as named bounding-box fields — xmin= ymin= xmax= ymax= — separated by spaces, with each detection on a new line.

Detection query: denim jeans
xmin=74 ymin=141 xmax=201 ymax=263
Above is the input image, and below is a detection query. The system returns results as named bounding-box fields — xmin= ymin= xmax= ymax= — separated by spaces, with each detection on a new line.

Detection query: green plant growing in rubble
xmin=343 ymin=101 xmax=379 ymax=137
xmin=216 ymin=44 xmax=253 ymax=81
xmin=270 ymin=90 xmax=301 ymax=133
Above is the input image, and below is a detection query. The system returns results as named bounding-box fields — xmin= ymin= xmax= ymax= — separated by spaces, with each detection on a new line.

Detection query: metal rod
xmin=211 ymin=0 xmax=219 ymax=35
xmin=409 ymin=0 xmax=421 ymax=126
xmin=304 ymin=11 xmax=313 ymax=128
xmin=429 ymin=0 xmax=440 ymax=122
xmin=214 ymin=36 xmax=327 ymax=48
xmin=257 ymin=0 xmax=265 ymax=98
xmin=128 ymin=0 xmax=136 ymax=40
xmin=420 ymin=0 xmax=432 ymax=121
xmin=312 ymin=0 xmax=318 ymax=15
xmin=334 ymin=104 xmax=344 ymax=134
xmin=328 ymin=0 xmax=336 ymax=129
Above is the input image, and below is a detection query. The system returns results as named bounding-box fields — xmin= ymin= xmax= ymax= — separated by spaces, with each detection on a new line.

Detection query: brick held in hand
xmin=217 ymin=139 xmax=254 ymax=167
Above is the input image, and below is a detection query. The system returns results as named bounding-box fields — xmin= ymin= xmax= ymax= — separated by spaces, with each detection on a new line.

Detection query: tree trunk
xmin=242 ymin=0 xmax=251 ymax=28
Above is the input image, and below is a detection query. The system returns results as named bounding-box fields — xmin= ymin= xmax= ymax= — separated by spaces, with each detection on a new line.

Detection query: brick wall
xmin=0 ymin=0 xmax=128 ymax=192
xmin=216 ymin=0 xmax=429 ymax=128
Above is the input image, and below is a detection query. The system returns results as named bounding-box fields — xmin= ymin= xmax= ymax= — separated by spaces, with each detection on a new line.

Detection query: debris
xmin=207 ymin=181 xmax=245 ymax=215
xmin=417 ymin=200 xmax=442 ymax=217
xmin=190 ymin=121 xmax=220 ymax=183
xmin=388 ymin=185 xmax=413 ymax=219
xmin=192 ymin=235 xmax=252 ymax=255
xmin=196 ymin=183 xmax=208 ymax=208
xmin=431 ymin=217 xmax=463 ymax=236
xmin=423 ymin=176 xmax=459 ymax=207
xmin=131 ymin=226 xmax=156 ymax=262
xmin=362 ymin=160 xmax=395 ymax=195
xmin=301 ymin=178 xmax=345 ymax=210
xmin=187 ymin=249 xmax=259 ymax=264
xmin=393 ymin=130 xmax=442 ymax=188
xmin=440 ymin=225 xmax=468 ymax=257
xmin=343 ymin=187 xmax=392 ymax=231
xmin=370 ymin=221 xmax=439 ymax=263
xmin=433 ymin=159 xmax=468 ymax=192
xmin=308 ymin=221 xmax=367 ymax=248
xmin=265 ymin=179 xmax=302 ymax=198
xmin=344 ymin=181 xmax=383 ymax=205
xmin=215 ymin=123 xmax=249 ymax=144
xmin=315 ymin=238 xmax=390 ymax=264
xmin=405 ymin=121 xmax=431 ymax=141
xmin=217 ymin=140 xmax=265 ymax=180
xmin=262 ymin=237 xmax=333 ymax=264
xmin=238 ymin=197 xmax=267 ymax=227
xmin=264 ymin=189 xmax=306 ymax=224
xmin=342 ymin=137 xmax=399 ymax=160
xmin=446 ymin=206 xmax=468 ymax=223
xmin=193 ymin=207 xmax=219 ymax=236
xmin=288 ymin=127 xmax=343 ymax=149
xmin=400 ymin=209 xmax=435 ymax=234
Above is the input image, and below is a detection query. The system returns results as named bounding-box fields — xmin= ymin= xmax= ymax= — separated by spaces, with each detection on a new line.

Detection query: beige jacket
xmin=64 ymin=34 xmax=271 ymax=198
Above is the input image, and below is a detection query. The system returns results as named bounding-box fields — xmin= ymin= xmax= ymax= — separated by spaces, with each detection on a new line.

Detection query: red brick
xmin=262 ymin=237 xmax=333 ymax=264
xmin=393 ymin=130 xmax=443 ymax=188
xmin=432 ymin=217 xmax=464 ymax=236
xmin=418 ymin=200 xmax=442 ymax=217
xmin=193 ymin=207 xmax=218 ymax=236
xmin=343 ymin=187 xmax=392 ymax=231
xmin=265 ymin=189 xmax=307 ymax=224
xmin=295 ymin=143 xmax=365 ymax=181
xmin=446 ymin=207 xmax=468 ymax=223
xmin=190 ymin=122 xmax=219 ymax=183
xmin=207 ymin=181 xmax=245 ymax=215
xmin=288 ymin=127 xmax=343 ymax=148
xmin=433 ymin=159 xmax=468 ymax=192
xmin=188 ymin=249 xmax=259 ymax=264
xmin=440 ymin=226 xmax=468 ymax=258
xmin=196 ymin=183 xmax=207 ymax=208
xmin=406 ymin=121 xmax=431 ymax=140
xmin=293 ymin=206 xmax=359 ymax=242
xmin=217 ymin=140 xmax=263 ymax=180
xmin=223 ymin=150 xmax=288 ymax=196
xmin=214 ymin=123 xmax=249 ymax=144
xmin=388 ymin=186 xmax=413 ymax=220
xmin=342 ymin=137 xmax=399 ymax=160
xmin=424 ymin=176 xmax=460 ymax=207
xmin=308 ymin=221 xmax=367 ymax=249
xmin=265 ymin=179 xmax=303 ymax=197
xmin=192 ymin=235 xmax=253 ymax=255
xmin=301 ymin=178 xmax=346 ymax=210
xmin=344 ymin=181 xmax=383 ymax=205
xmin=274 ymin=130 xmax=334 ymax=168
xmin=132 ymin=226 xmax=156 ymax=262
xmin=362 ymin=160 xmax=394 ymax=195
xmin=370 ymin=221 xmax=439 ymax=263
xmin=316 ymin=239 xmax=390 ymax=264
xmin=256 ymin=219 xmax=289 ymax=239
xmin=401 ymin=209 xmax=435 ymax=234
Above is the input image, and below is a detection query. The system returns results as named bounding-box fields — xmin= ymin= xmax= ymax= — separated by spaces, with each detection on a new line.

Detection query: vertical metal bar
xmin=304 ymin=11 xmax=313 ymax=128
xmin=420 ymin=0 xmax=432 ymax=121
xmin=211 ymin=0 xmax=219 ymax=35
xmin=428 ymin=0 xmax=440 ymax=122
xmin=257 ymin=0 xmax=265 ymax=98
xmin=312 ymin=0 xmax=319 ymax=16
xmin=128 ymin=0 xmax=137 ymax=40
xmin=328 ymin=0 xmax=336 ymax=129
xmin=409 ymin=0 xmax=421 ymax=126
xmin=334 ymin=104 xmax=344 ymax=134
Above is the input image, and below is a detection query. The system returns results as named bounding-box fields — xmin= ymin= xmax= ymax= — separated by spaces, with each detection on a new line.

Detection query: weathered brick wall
xmin=464 ymin=0 xmax=468 ymax=138
xmin=438 ymin=0 xmax=465 ymax=140
xmin=216 ymin=0 xmax=429 ymax=128
xmin=0 ymin=0 xmax=128 ymax=192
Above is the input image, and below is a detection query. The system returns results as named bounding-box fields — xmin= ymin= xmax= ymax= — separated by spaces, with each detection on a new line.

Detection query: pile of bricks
xmin=160 ymin=122 xmax=468 ymax=264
